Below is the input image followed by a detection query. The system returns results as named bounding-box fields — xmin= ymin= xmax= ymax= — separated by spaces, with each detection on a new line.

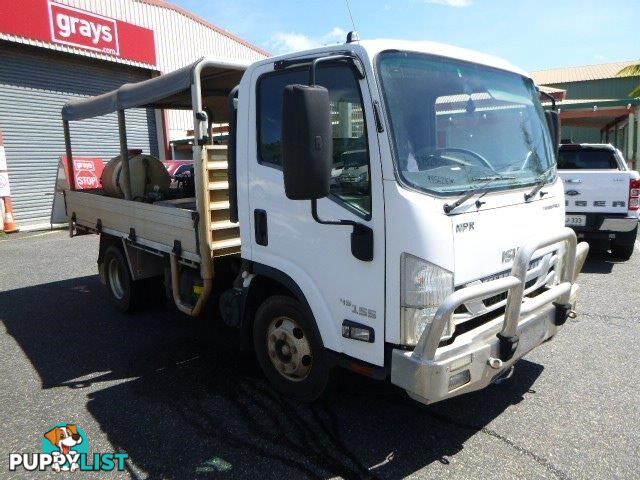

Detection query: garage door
xmin=0 ymin=44 xmax=158 ymax=228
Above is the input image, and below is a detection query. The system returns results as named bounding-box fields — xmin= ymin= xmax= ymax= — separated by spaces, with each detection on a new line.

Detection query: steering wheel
xmin=503 ymin=150 xmax=535 ymax=173
xmin=438 ymin=147 xmax=495 ymax=170
xmin=521 ymin=150 xmax=534 ymax=170
xmin=413 ymin=147 xmax=495 ymax=171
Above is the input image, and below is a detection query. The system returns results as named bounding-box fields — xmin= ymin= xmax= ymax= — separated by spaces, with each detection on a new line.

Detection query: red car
xmin=163 ymin=160 xmax=192 ymax=177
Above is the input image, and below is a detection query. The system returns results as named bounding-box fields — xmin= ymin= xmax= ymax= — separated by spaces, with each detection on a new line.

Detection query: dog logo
xmin=44 ymin=424 xmax=84 ymax=472
xmin=9 ymin=422 xmax=128 ymax=472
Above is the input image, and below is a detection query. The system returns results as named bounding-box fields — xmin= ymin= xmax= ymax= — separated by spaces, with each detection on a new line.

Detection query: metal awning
xmin=61 ymin=57 xmax=249 ymax=121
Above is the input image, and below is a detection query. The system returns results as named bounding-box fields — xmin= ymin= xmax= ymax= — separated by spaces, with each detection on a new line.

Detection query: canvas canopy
xmin=61 ymin=57 xmax=248 ymax=121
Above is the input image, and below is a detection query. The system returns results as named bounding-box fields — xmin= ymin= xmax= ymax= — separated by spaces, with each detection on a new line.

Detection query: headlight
xmin=400 ymin=253 xmax=454 ymax=346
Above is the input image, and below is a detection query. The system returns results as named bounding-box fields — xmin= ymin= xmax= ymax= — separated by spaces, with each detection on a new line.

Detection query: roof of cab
xmin=356 ymin=39 xmax=529 ymax=78
xmin=252 ymin=38 xmax=529 ymax=79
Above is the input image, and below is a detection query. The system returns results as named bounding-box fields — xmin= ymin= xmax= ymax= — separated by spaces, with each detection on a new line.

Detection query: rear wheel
xmin=610 ymin=226 xmax=637 ymax=260
xmin=103 ymin=246 xmax=135 ymax=312
xmin=611 ymin=241 xmax=635 ymax=260
xmin=588 ymin=238 xmax=608 ymax=256
xmin=253 ymin=295 xmax=330 ymax=401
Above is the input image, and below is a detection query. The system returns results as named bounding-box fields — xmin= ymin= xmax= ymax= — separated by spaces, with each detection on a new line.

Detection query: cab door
xmin=245 ymin=59 xmax=386 ymax=366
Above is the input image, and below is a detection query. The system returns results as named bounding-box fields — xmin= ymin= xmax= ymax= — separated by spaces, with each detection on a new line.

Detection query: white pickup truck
xmin=558 ymin=143 xmax=640 ymax=259
xmin=61 ymin=36 xmax=589 ymax=405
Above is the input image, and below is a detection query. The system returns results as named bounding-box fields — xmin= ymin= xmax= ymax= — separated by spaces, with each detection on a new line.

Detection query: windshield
xmin=377 ymin=51 xmax=556 ymax=195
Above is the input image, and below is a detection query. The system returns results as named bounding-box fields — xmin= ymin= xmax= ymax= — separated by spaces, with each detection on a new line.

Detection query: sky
xmin=173 ymin=0 xmax=639 ymax=72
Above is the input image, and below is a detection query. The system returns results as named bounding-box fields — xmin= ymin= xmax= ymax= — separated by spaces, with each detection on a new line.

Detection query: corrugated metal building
xmin=0 ymin=0 xmax=268 ymax=228
xmin=531 ymin=61 xmax=640 ymax=168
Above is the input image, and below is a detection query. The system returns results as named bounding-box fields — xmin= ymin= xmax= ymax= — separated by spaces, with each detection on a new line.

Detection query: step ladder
xmin=204 ymin=145 xmax=241 ymax=257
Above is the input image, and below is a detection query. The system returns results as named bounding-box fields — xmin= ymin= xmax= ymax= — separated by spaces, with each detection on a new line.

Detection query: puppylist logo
xmin=9 ymin=424 xmax=128 ymax=473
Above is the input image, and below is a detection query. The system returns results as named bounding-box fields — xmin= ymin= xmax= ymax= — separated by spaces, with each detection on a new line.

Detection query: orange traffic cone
xmin=2 ymin=196 xmax=19 ymax=233
xmin=0 ymin=128 xmax=18 ymax=233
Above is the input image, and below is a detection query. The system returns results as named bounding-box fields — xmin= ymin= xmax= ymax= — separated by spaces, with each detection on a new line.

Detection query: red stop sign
xmin=61 ymin=156 xmax=104 ymax=190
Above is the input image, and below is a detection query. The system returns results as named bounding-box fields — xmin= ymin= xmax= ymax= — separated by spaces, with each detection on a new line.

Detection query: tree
xmin=618 ymin=64 xmax=640 ymax=97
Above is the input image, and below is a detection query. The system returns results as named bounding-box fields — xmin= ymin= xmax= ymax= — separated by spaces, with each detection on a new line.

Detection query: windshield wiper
xmin=524 ymin=165 xmax=556 ymax=201
xmin=443 ymin=175 xmax=515 ymax=214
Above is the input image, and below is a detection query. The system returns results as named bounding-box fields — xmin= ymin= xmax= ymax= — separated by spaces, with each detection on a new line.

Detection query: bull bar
xmin=391 ymin=227 xmax=590 ymax=405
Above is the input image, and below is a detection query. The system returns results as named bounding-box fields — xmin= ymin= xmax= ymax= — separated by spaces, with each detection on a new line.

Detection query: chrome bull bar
xmin=413 ymin=227 xmax=589 ymax=363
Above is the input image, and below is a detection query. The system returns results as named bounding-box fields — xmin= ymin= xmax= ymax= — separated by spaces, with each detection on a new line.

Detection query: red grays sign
xmin=0 ymin=0 xmax=156 ymax=65
xmin=60 ymin=156 xmax=105 ymax=190
xmin=73 ymin=158 xmax=104 ymax=189
xmin=48 ymin=1 xmax=119 ymax=55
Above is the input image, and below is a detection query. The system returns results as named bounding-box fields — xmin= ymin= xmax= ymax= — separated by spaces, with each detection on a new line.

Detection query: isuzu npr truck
xmin=61 ymin=35 xmax=589 ymax=405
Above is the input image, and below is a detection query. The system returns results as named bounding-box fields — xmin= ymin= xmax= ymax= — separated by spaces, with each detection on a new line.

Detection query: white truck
xmin=61 ymin=36 xmax=589 ymax=405
xmin=558 ymin=143 xmax=639 ymax=259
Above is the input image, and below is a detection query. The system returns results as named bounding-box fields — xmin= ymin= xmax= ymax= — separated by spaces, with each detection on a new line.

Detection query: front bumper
xmin=391 ymin=227 xmax=589 ymax=405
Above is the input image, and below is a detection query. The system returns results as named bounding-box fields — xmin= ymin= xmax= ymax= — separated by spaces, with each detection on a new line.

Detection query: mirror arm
xmin=311 ymin=199 xmax=374 ymax=262
xmin=311 ymin=198 xmax=356 ymax=227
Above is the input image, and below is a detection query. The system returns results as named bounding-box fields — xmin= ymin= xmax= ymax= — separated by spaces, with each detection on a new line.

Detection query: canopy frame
xmin=61 ymin=57 xmax=247 ymax=200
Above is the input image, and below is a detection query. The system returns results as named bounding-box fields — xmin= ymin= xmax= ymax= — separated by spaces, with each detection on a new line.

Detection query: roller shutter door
xmin=0 ymin=43 xmax=158 ymax=228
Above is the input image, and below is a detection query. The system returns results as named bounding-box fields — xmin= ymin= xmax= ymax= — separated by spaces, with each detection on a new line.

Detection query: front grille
xmin=454 ymin=304 xmax=468 ymax=314
xmin=445 ymin=284 xmax=548 ymax=345
xmin=482 ymin=278 xmax=537 ymax=307
xmin=452 ymin=250 xmax=557 ymax=318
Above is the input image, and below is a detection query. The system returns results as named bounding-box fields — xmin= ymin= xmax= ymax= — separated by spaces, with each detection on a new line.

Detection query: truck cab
xmin=62 ymin=37 xmax=589 ymax=405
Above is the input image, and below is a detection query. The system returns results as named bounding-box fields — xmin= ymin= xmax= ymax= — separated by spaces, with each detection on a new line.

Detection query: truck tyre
xmin=103 ymin=245 xmax=135 ymax=312
xmin=610 ymin=226 xmax=637 ymax=260
xmin=588 ymin=238 xmax=608 ymax=256
xmin=253 ymin=295 xmax=330 ymax=401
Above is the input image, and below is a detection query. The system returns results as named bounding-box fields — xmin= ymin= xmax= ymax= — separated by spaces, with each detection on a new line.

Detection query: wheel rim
xmin=108 ymin=257 xmax=125 ymax=300
xmin=266 ymin=316 xmax=313 ymax=382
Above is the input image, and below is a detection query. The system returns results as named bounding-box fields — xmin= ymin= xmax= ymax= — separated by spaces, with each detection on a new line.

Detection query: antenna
xmin=345 ymin=0 xmax=357 ymax=33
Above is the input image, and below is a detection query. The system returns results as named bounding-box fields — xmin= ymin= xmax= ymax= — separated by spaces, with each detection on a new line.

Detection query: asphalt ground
xmin=0 ymin=230 xmax=638 ymax=479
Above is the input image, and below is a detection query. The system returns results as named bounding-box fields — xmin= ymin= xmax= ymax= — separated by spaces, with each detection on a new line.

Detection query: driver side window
xmin=257 ymin=64 xmax=371 ymax=217
xmin=329 ymin=95 xmax=371 ymax=216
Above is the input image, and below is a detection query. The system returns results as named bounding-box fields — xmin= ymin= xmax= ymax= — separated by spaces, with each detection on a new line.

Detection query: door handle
xmin=564 ymin=179 xmax=582 ymax=184
xmin=254 ymin=209 xmax=268 ymax=246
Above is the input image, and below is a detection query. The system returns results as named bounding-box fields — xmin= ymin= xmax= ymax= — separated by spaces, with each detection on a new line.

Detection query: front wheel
xmin=253 ymin=295 xmax=330 ymax=401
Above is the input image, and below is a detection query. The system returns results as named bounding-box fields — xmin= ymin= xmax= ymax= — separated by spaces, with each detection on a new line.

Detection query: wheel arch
xmin=98 ymin=233 xmax=126 ymax=284
xmin=242 ymin=263 xmax=324 ymax=349
xmin=98 ymin=233 xmax=164 ymax=282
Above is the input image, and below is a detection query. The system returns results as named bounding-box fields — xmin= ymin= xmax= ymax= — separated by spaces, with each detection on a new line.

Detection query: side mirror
xmin=281 ymin=84 xmax=332 ymax=200
xmin=545 ymin=110 xmax=560 ymax=159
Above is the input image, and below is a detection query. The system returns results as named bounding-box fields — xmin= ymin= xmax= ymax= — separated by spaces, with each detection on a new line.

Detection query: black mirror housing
xmin=545 ymin=110 xmax=560 ymax=159
xmin=281 ymin=84 xmax=332 ymax=200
